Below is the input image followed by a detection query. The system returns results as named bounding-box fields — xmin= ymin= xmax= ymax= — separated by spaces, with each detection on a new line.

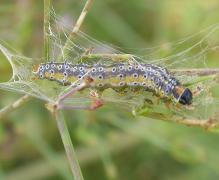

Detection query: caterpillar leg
xmin=164 ymin=101 xmax=171 ymax=109
xmin=89 ymin=89 xmax=104 ymax=110
xmin=90 ymin=98 xmax=104 ymax=110
xmin=192 ymin=85 xmax=204 ymax=97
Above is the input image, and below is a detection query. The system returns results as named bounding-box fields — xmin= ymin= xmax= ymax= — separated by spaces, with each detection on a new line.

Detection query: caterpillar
xmin=32 ymin=62 xmax=193 ymax=105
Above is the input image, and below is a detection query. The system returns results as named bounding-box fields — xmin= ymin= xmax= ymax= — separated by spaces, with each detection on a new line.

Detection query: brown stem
xmin=62 ymin=0 xmax=95 ymax=59
xmin=146 ymin=112 xmax=219 ymax=130
xmin=171 ymin=68 xmax=219 ymax=76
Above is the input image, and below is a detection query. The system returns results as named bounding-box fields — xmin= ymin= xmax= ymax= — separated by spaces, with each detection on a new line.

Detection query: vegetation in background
xmin=0 ymin=0 xmax=219 ymax=179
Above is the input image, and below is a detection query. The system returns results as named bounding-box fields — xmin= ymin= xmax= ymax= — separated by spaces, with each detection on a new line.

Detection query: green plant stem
xmin=54 ymin=110 xmax=84 ymax=180
xmin=0 ymin=94 xmax=31 ymax=120
xmin=44 ymin=0 xmax=51 ymax=60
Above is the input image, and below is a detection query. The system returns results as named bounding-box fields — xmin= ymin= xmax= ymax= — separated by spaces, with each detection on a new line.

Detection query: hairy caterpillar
xmin=32 ymin=62 xmax=193 ymax=105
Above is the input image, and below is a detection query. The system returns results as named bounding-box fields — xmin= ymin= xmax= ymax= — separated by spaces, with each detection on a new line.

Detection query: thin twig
xmin=0 ymin=94 xmax=31 ymax=120
xmin=71 ymin=0 xmax=94 ymax=36
xmin=62 ymin=0 xmax=94 ymax=59
xmin=54 ymin=111 xmax=84 ymax=180
xmin=174 ymin=118 xmax=219 ymax=129
xmin=144 ymin=111 xmax=219 ymax=130
xmin=171 ymin=68 xmax=219 ymax=76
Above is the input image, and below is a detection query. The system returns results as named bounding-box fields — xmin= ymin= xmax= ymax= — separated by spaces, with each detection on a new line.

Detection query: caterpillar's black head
xmin=179 ymin=88 xmax=193 ymax=105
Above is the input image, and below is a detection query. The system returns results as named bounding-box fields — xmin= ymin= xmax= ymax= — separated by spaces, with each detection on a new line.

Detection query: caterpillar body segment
xmin=32 ymin=62 xmax=192 ymax=105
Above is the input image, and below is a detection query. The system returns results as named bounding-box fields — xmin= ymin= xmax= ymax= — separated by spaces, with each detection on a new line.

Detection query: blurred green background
xmin=1 ymin=0 xmax=219 ymax=180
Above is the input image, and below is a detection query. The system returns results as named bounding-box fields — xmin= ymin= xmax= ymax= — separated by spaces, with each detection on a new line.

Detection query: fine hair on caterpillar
xmin=32 ymin=61 xmax=193 ymax=106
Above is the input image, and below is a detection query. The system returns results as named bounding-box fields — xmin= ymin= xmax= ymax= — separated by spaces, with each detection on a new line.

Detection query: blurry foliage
xmin=0 ymin=0 xmax=219 ymax=180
